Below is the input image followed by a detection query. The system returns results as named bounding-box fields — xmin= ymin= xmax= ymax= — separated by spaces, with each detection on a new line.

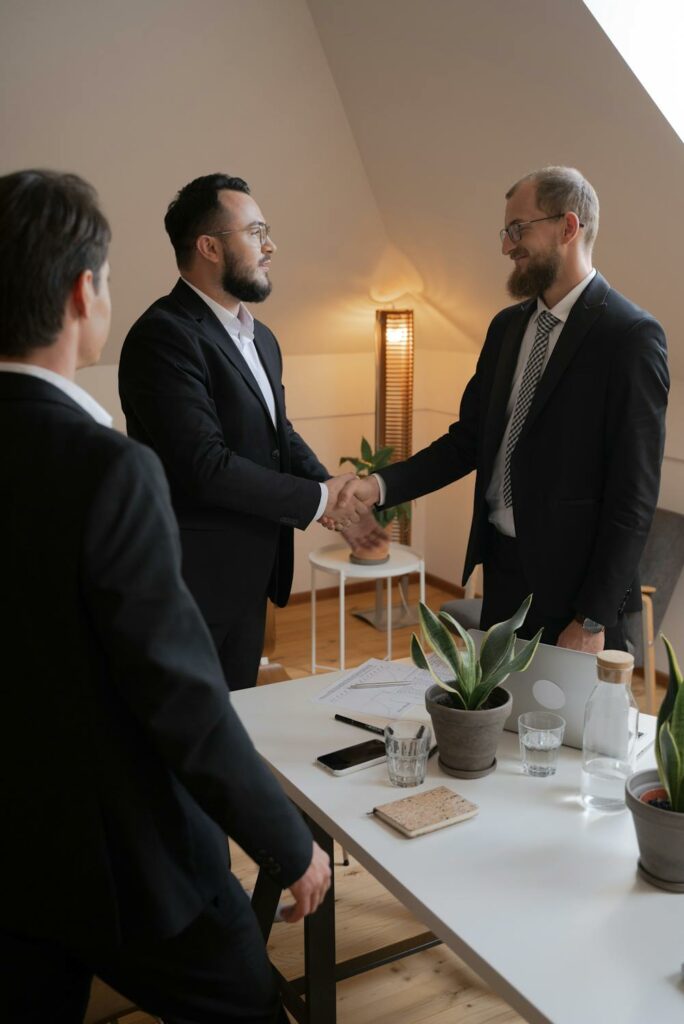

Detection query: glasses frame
xmin=500 ymin=213 xmax=584 ymax=245
xmin=207 ymin=222 xmax=272 ymax=246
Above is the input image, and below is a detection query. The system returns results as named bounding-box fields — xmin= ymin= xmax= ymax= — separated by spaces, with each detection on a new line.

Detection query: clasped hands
xmin=318 ymin=473 xmax=381 ymax=532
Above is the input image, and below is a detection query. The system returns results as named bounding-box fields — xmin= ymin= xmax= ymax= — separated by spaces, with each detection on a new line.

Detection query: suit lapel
xmin=171 ymin=280 xmax=278 ymax=430
xmin=253 ymin=324 xmax=287 ymax=428
xmin=481 ymin=300 xmax=534 ymax=477
xmin=519 ymin=272 xmax=610 ymax=439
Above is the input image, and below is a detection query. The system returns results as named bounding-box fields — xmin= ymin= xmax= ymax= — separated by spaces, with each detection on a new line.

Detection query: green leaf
xmin=438 ymin=610 xmax=477 ymax=693
xmin=338 ymin=457 xmax=368 ymax=474
xmin=656 ymin=635 xmax=683 ymax=780
xmin=373 ymin=445 xmax=395 ymax=468
xmin=361 ymin=436 xmax=373 ymax=462
xmin=411 ymin=634 xmax=466 ymax=707
xmin=659 ymin=723 xmax=683 ymax=812
xmin=417 ymin=603 xmax=461 ymax=678
xmin=468 ymin=632 xmax=516 ymax=709
xmin=479 ymin=594 xmax=533 ymax=681
xmin=478 ymin=629 xmax=543 ymax=699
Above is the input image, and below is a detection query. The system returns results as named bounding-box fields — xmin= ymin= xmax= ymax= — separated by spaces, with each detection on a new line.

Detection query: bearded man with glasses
xmin=339 ymin=166 xmax=669 ymax=653
xmin=119 ymin=173 xmax=375 ymax=690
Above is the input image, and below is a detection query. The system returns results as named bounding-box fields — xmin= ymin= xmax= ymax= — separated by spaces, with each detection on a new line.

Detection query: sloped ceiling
xmin=307 ymin=0 xmax=684 ymax=376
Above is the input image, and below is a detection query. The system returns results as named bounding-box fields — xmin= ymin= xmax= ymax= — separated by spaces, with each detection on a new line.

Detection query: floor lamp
xmin=353 ymin=309 xmax=419 ymax=630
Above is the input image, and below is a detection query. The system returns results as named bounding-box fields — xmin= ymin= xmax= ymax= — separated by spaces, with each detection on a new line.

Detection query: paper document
xmin=314 ymin=658 xmax=450 ymax=718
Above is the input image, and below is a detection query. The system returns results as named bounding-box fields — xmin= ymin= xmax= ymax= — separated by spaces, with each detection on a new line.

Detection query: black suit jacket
xmin=0 ymin=373 xmax=312 ymax=949
xmin=380 ymin=274 xmax=669 ymax=627
xmin=118 ymin=280 xmax=328 ymax=618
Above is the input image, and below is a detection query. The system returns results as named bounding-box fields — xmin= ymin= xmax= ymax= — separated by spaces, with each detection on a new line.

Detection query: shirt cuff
xmin=313 ymin=482 xmax=328 ymax=522
xmin=372 ymin=473 xmax=387 ymax=506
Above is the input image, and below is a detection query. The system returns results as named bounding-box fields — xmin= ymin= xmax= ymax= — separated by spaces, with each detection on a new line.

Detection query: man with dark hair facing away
xmin=0 ymin=168 xmax=330 ymax=1024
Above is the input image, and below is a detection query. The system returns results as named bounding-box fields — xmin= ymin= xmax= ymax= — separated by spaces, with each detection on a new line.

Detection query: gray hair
xmin=506 ymin=166 xmax=599 ymax=250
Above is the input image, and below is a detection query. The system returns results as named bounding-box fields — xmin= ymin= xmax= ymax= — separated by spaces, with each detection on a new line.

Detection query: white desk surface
xmin=233 ymin=671 xmax=682 ymax=1024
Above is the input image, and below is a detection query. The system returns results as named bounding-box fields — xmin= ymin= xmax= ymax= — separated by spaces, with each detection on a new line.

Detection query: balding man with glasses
xmin=119 ymin=173 xmax=371 ymax=690
xmin=340 ymin=166 xmax=669 ymax=653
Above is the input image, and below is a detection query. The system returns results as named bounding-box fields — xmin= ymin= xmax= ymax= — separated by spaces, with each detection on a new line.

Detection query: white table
xmin=309 ymin=542 xmax=425 ymax=672
xmin=233 ymin=671 xmax=681 ymax=1024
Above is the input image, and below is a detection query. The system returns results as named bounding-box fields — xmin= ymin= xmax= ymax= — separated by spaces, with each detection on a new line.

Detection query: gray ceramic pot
xmin=425 ymin=683 xmax=512 ymax=779
xmin=626 ymin=769 xmax=684 ymax=892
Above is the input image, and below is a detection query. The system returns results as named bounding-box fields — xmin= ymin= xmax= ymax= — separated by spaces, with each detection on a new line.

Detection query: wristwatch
xmin=574 ymin=614 xmax=605 ymax=634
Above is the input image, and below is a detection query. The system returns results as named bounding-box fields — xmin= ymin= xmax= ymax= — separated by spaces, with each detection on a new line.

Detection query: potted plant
xmin=411 ymin=595 xmax=542 ymax=778
xmin=339 ymin=437 xmax=411 ymax=564
xmin=626 ymin=636 xmax=684 ymax=891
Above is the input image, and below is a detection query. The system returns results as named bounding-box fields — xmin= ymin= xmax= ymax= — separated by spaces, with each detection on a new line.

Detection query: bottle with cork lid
xmin=581 ymin=649 xmax=639 ymax=812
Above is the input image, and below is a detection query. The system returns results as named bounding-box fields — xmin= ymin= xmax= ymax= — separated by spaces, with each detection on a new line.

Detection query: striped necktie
xmin=503 ymin=309 xmax=560 ymax=508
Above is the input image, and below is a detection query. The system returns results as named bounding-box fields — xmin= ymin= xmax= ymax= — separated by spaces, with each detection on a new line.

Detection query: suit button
xmin=271 ymin=449 xmax=280 ymax=461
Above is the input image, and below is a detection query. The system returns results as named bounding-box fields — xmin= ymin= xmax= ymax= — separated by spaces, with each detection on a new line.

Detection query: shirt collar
xmin=0 ymin=362 xmax=112 ymax=427
xmin=536 ymin=268 xmax=597 ymax=324
xmin=182 ymin=278 xmax=254 ymax=341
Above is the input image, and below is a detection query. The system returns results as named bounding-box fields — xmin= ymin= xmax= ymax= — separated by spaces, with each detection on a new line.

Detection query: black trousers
xmin=480 ymin=526 xmax=626 ymax=649
xmin=1 ymin=877 xmax=287 ymax=1024
xmin=208 ymin=591 xmax=268 ymax=691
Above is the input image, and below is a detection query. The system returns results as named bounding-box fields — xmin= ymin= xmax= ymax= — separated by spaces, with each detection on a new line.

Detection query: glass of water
xmin=384 ymin=721 xmax=432 ymax=787
xmin=518 ymin=712 xmax=565 ymax=777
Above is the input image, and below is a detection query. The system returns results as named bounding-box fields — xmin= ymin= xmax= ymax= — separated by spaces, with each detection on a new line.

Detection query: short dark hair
xmin=0 ymin=170 xmax=110 ymax=357
xmin=164 ymin=173 xmax=251 ymax=269
xmin=506 ymin=166 xmax=600 ymax=250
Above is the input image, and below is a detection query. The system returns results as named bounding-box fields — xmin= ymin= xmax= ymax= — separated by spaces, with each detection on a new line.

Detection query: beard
xmin=507 ymin=247 xmax=560 ymax=300
xmin=221 ymin=249 xmax=272 ymax=303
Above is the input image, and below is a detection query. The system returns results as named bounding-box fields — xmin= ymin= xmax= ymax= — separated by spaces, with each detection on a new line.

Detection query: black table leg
xmin=303 ymin=815 xmax=337 ymax=1024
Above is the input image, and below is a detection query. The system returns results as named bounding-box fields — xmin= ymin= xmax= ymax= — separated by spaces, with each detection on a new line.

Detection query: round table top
xmin=308 ymin=542 xmax=423 ymax=579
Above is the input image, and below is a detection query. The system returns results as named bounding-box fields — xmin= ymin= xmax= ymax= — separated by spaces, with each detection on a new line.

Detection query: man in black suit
xmin=340 ymin=167 xmax=669 ymax=653
xmin=119 ymin=174 xmax=372 ymax=689
xmin=0 ymin=169 xmax=330 ymax=1024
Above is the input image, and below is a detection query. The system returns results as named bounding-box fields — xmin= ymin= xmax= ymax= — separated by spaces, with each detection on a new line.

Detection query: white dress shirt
xmin=486 ymin=269 xmax=596 ymax=536
xmin=182 ymin=280 xmax=328 ymax=521
xmin=0 ymin=362 xmax=113 ymax=426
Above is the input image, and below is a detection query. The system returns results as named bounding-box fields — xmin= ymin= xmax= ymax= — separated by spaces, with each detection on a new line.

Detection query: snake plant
xmin=656 ymin=637 xmax=684 ymax=812
xmin=411 ymin=594 xmax=542 ymax=711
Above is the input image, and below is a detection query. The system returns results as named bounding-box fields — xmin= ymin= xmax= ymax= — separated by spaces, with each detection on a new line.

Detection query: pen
xmin=334 ymin=713 xmax=385 ymax=736
xmin=348 ymin=680 xmax=410 ymax=690
xmin=428 ymin=744 xmax=438 ymax=759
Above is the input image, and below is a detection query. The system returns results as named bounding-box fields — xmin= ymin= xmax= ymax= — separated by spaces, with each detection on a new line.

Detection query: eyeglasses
xmin=499 ymin=213 xmax=583 ymax=245
xmin=207 ymin=222 xmax=272 ymax=246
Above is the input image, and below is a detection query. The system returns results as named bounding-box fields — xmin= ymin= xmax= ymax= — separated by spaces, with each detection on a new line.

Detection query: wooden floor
xmin=115 ymin=580 xmax=662 ymax=1024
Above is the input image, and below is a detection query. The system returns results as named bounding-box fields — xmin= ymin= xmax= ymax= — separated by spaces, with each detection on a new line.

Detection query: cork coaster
xmin=372 ymin=784 xmax=479 ymax=838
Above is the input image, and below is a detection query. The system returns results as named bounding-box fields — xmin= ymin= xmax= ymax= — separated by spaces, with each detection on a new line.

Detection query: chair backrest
xmin=627 ymin=508 xmax=684 ymax=663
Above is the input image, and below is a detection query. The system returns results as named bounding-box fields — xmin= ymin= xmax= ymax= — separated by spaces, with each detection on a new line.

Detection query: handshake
xmin=318 ymin=473 xmax=382 ymax=533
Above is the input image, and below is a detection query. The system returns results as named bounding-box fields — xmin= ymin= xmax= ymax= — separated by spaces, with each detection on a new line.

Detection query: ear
xmin=195 ymin=234 xmax=222 ymax=265
xmin=70 ymin=269 xmax=96 ymax=319
xmin=562 ymin=212 xmax=582 ymax=245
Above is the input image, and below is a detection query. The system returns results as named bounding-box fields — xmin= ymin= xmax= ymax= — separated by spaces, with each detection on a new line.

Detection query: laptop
xmin=469 ymin=629 xmax=651 ymax=751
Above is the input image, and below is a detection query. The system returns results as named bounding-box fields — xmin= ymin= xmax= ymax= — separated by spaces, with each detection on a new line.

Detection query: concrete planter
xmin=626 ymin=769 xmax=684 ymax=892
xmin=425 ymin=683 xmax=512 ymax=779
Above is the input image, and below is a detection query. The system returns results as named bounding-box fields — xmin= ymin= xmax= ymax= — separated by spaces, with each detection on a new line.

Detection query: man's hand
xmin=557 ymin=620 xmax=605 ymax=654
xmin=280 ymin=841 xmax=332 ymax=924
xmin=319 ymin=473 xmax=373 ymax=530
xmin=337 ymin=474 xmax=381 ymax=514
xmin=340 ymin=511 xmax=387 ymax=551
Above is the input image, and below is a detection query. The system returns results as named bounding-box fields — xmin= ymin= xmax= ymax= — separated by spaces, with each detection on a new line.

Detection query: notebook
xmin=372 ymin=785 xmax=479 ymax=838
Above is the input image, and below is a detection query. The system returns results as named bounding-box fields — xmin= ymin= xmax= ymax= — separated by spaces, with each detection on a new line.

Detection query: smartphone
xmin=316 ymin=738 xmax=387 ymax=776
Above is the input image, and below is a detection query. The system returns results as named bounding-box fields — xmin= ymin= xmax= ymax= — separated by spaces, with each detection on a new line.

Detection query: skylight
xmin=583 ymin=0 xmax=684 ymax=144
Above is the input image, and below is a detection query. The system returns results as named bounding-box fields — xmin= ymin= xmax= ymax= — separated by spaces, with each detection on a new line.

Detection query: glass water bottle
xmin=580 ymin=650 xmax=639 ymax=812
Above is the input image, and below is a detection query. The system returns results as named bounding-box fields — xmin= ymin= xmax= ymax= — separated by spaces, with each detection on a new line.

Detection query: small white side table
xmin=309 ymin=542 xmax=425 ymax=672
